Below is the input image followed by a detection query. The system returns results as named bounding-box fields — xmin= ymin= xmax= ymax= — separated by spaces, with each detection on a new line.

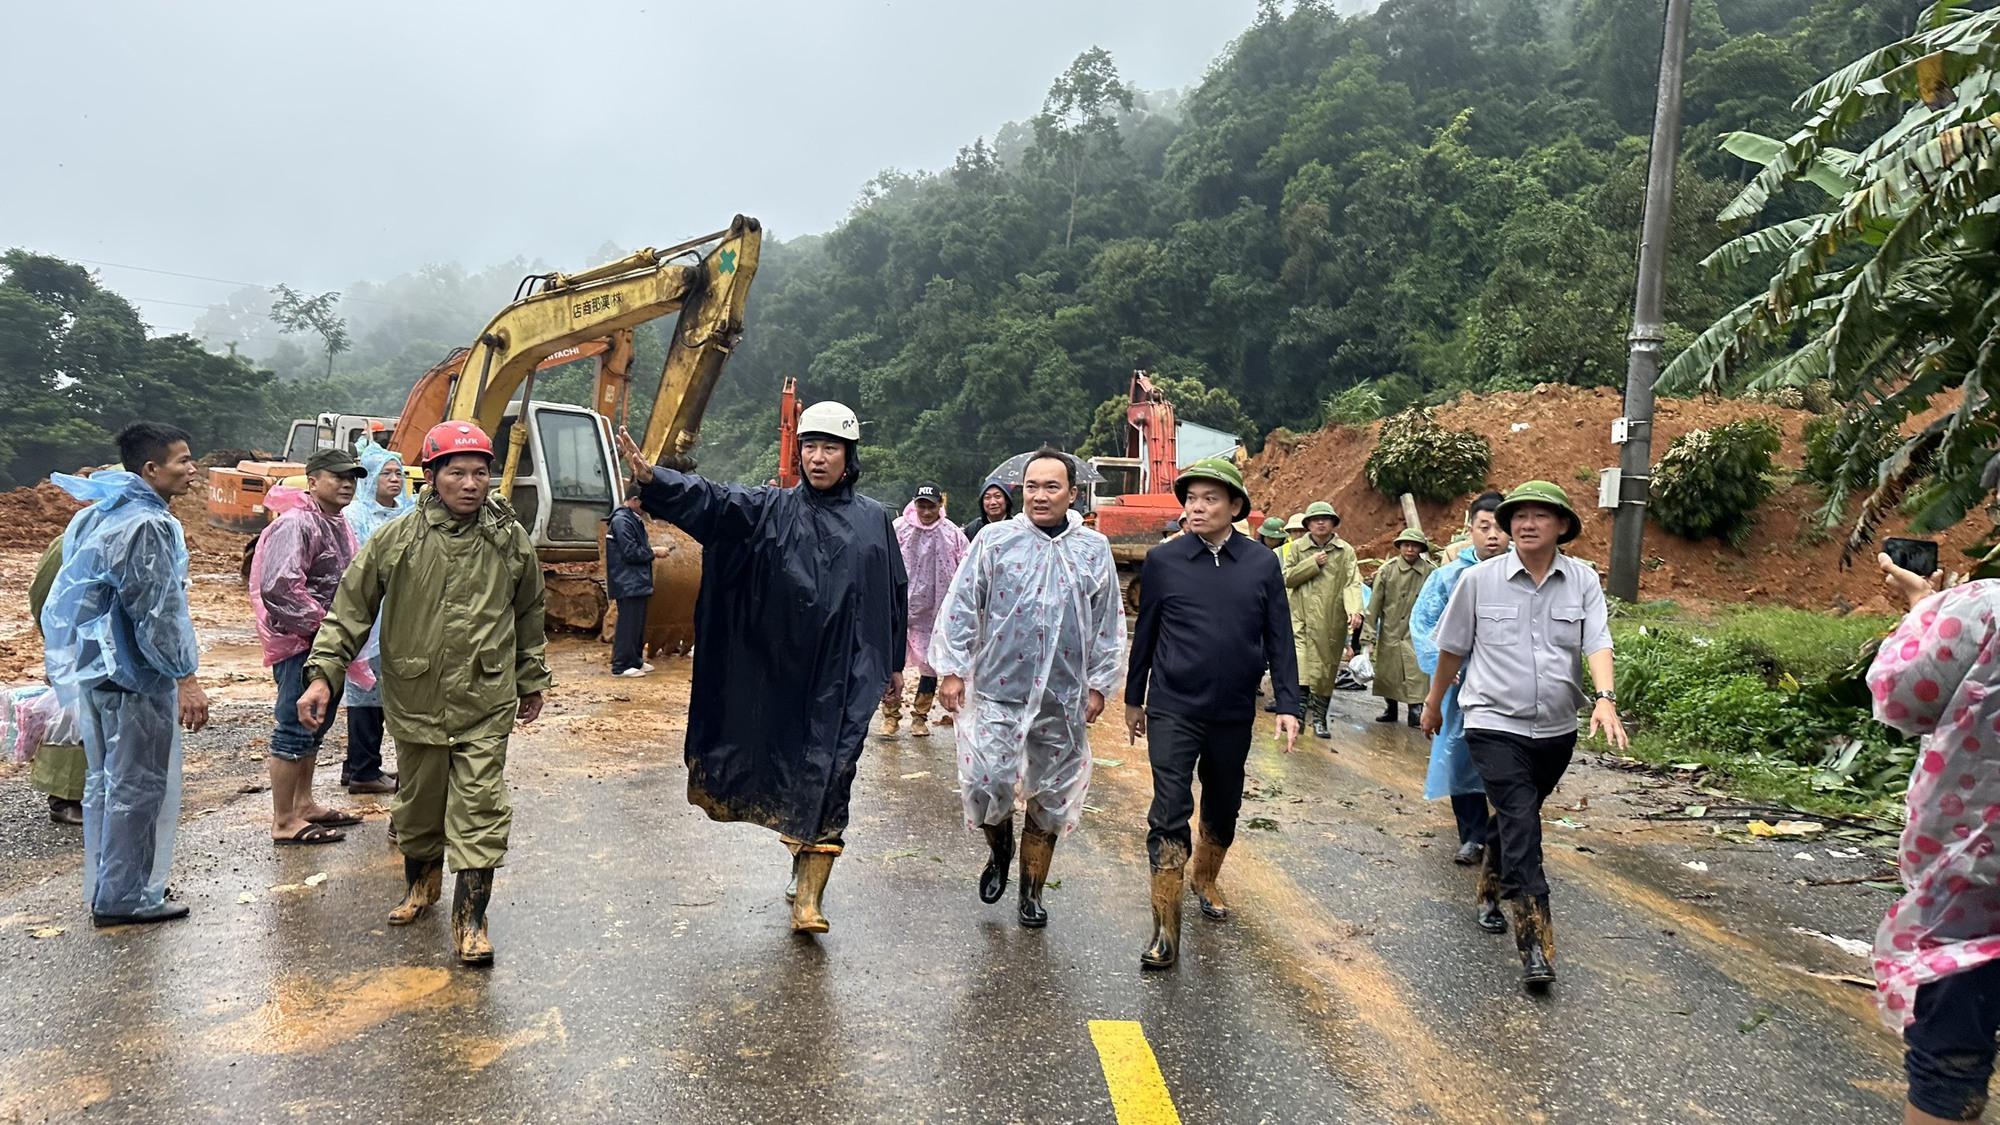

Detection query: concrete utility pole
xmin=1609 ymin=0 xmax=1694 ymax=604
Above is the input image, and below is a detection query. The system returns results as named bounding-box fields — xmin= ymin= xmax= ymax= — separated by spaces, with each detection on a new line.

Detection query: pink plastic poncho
xmin=1866 ymin=580 xmax=2000 ymax=1029
xmin=248 ymin=487 xmax=372 ymax=688
xmin=895 ymin=500 xmax=969 ymax=675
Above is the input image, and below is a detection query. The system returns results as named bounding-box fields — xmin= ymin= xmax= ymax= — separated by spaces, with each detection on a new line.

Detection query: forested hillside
xmin=0 ymin=0 xmax=1922 ymax=497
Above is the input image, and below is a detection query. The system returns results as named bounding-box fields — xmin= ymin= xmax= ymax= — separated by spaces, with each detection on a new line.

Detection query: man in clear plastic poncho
xmin=883 ymin=482 xmax=968 ymax=738
xmin=933 ymin=448 xmax=1124 ymax=929
xmin=339 ymin=439 xmax=412 ymax=794
xmin=42 ymin=423 xmax=210 ymax=927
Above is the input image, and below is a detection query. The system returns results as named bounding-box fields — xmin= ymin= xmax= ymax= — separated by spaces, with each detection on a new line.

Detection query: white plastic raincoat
xmin=40 ymin=472 xmax=199 ymax=918
xmin=895 ymin=500 xmax=969 ymax=675
xmin=930 ymin=511 xmax=1125 ymax=835
xmin=340 ymin=441 xmax=411 ymax=707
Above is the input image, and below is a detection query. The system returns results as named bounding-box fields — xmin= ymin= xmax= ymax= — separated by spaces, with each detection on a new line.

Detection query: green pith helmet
xmin=1302 ymin=499 xmax=1340 ymax=529
xmin=1495 ymin=480 xmax=1582 ymax=544
xmin=1175 ymin=457 xmax=1251 ymax=519
xmin=1259 ymin=516 xmax=1288 ymax=540
xmin=1392 ymin=527 xmax=1431 ymax=549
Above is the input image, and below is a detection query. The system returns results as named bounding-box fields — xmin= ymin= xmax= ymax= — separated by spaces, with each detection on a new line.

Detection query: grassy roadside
xmin=1601 ymin=602 xmax=1909 ymax=824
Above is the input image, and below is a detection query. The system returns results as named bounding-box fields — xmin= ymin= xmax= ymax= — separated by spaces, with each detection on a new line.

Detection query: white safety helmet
xmin=797 ymin=401 xmax=861 ymax=443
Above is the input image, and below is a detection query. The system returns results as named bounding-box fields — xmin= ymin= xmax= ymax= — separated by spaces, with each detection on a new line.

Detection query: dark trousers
xmin=1145 ymin=710 xmax=1253 ymax=869
xmin=1907 ymin=958 xmax=2000 ymax=1120
xmin=344 ymin=705 xmax=386 ymax=784
xmin=612 ymin=595 xmax=649 ymax=672
xmin=1450 ymin=793 xmax=1490 ymax=848
xmin=1465 ymin=728 xmax=1577 ymax=900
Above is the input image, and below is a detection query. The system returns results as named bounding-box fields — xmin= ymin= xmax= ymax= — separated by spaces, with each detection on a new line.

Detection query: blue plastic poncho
xmin=340 ymin=440 xmax=411 ymax=707
xmin=1412 ymin=545 xmax=1483 ymax=800
xmin=41 ymin=471 xmax=199 ymax=918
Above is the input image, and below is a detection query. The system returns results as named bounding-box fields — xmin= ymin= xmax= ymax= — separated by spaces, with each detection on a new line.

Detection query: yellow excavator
xmin=381 ymin=214 xmax=763 ymax=651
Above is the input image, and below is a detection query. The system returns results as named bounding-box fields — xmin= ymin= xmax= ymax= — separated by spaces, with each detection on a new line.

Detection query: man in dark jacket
xmin=1125 ymin=458 xmax=1301 ymax=970
xmin=961 ymin=479 xmax=1014 ymax=542
xmin=616 ymin=401 xmax=907 ymax=936
xmin=606 ymin=486 xmax=667 ymax=677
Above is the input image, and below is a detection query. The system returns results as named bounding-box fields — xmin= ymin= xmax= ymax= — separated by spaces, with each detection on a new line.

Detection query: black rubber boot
xmin=388 ymin=856 xmax=443 ymax=925
xmin=1141 ymin=863 xmax=1185 ymax=970
xmin=1513 ymin=896 xmax=1555 ymax=990
xmin=980 ymin=820 xmax=1016 ymax=904
xmin=1018 ymin=827 xmax=1055 ymax=928
xmin=452 ymin=868 xmax=495 ymax=966
xmin=1407 ymin=707 xmax=1422 ymax=728
xmin=1376 ymin=700 xmax=1399 ymax=724
xmin=1311 ymin=693 xmax=1332 ymax=740
xmin=1476 ymin=845 xmax=1507 ymax=934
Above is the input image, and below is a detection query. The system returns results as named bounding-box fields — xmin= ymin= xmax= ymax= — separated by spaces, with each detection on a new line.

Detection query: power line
xmin=59 ymin=255 xmax=400 ymax=307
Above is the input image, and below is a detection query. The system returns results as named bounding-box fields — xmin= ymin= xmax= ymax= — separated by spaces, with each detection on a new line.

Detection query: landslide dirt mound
xmin=0 ymin=472 xmax=250 ymax=565
xmin=1245 ymin=384 xmax=1987 ymax=614
xmin=0 ymin=482 xmax=85 ymax=550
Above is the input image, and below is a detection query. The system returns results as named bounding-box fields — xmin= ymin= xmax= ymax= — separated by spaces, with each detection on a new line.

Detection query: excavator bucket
xmin=643 ymin=526 xmax=702 ymax=656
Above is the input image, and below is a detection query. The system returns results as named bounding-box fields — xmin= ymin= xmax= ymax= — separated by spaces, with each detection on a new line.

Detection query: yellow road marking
xmin=1089 ymin=1019 xmax=1181 ymax=1125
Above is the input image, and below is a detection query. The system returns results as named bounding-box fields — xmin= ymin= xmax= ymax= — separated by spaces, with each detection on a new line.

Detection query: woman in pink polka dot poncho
xmin=1869 ymin=565 xmax=2000 ymax=1122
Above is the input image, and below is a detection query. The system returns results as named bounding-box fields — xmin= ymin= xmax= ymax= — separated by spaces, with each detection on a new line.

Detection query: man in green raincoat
xmin=1282 ymin=501 xmax=1362 ymax=739
xmin=1366 ymin=528 xmax=1434 ymax=728
xmin=27 ymin=536 xmax=85 ymax=825
xmin=296 ymin=421 xmax=551 ymax=966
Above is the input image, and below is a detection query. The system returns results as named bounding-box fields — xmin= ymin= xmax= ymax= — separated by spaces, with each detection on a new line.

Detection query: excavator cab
xmin=489 ymin=400 xmax=620 ymax=561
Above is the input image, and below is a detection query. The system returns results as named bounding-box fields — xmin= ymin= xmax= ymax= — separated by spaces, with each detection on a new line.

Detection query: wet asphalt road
xmin=0 ymin=644 xmax=1909 ymax=1123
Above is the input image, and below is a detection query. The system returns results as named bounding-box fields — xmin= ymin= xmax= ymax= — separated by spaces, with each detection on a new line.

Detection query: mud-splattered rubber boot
xmin=452 ymin=868 xmax=495 ymax=966
xmin=1311 ymin=693 xmax=1332 ymax=740
xmin=1512 ymin=896 xmax=1555 ymax=991
xmin=1018 ymin=827 xmax=1056 ymax=928
xmin=1141 ymin=862 xmax=1185 ymax=970
xmin=979 ymin=820 xmax=1015 ymax=904
xmin=785 ymin=851 xmax=802 ymax=904
xmin=910 ymin=692 xmax=934 ymax=738
xmin=388 ymin=857 xmax=443 ymax=925
xmin=878 ymin=696 xmax=901 ymax=737
xmin=791 ymin=850 xmax=836 ymax=934
xmin=1189 ymin=834 xmax=1231 ymax=921
xmin=1475 ymin=850 xmax=1507 ymax=934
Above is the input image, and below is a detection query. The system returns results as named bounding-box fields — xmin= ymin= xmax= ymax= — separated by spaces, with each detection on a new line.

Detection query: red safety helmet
xmin=420 ymin=421 xmax=494 ymax=467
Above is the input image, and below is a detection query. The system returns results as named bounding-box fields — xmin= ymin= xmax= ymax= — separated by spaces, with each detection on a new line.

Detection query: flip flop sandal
xmin=275 ymin=823 xmax=347 ymax=846
xmin=306 ymin=811 xmax=364 ymax=828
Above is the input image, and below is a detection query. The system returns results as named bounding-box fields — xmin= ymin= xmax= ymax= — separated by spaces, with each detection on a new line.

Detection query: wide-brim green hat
xmin=1495 ymin=480 xmax=1582 ymax=544
xmin=1175 ymin=457 xmax=1250 ymax=519
xmin=1302 ymin=500 xmax=1340 ymax=528
xmin=1392 ymin=527 xmax=1431 ymax=549
xmin=1259 ymin=516 xmax=1288 ymax=539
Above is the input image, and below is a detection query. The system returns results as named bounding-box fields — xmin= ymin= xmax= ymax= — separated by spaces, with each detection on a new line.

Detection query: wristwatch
xmin=1593 ymin=690 xmax=1617 ymax=703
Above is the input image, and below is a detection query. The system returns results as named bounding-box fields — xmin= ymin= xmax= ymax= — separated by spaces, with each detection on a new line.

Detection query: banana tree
xmin=1660 ymin=0 xmax=2000 ymax=555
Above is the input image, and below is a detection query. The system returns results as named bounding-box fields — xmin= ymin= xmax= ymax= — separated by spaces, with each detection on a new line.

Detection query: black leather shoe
xmin=1454 ymin=841 xmax=1484 ymax=866
xmin=92 ymin=902 xmax=191 ymax=928
xmin=1477 ymin=896 xmax=1507 ymax=934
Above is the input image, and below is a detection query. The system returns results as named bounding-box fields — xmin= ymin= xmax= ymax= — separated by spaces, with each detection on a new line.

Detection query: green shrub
xmin=1365 ymin=408 xmax=1492 ymax=503
xmin=1650 ymin=419 xmax=1782 ymax=547
xmin=1321 ymin=383 xmax=1384 ymax=426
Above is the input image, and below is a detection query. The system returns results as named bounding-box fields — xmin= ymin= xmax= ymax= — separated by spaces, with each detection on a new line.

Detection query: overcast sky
xmin=1 ymin=0 xmax=1261 ymax=335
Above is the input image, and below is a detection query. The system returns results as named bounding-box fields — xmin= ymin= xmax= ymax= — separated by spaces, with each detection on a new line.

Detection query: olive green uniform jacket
xmin=1366 ymin=554 xmax=1435 ymax=704
xmin=29 ymin=536 xmax=85 ymax=801
xmin=305 ymin=495 xmax=551 ymax=744
xmin=1281 ymin=535 xmax=1363 ymax=696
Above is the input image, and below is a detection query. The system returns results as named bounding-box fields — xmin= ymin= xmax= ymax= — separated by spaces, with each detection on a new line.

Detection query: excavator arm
xmin=385 ymin=214 xmax=762 ymax=477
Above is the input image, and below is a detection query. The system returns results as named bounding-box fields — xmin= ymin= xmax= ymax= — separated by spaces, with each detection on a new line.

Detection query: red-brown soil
xmin=0 ymin=471 xmax=250 ymax=564
xmin=1244 ymin=384 xmax=1988 ymax=614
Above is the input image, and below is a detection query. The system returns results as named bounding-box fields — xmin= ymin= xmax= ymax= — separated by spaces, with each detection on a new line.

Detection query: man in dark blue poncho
xmin=617 ymin=402 xmax=907 ymax=935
